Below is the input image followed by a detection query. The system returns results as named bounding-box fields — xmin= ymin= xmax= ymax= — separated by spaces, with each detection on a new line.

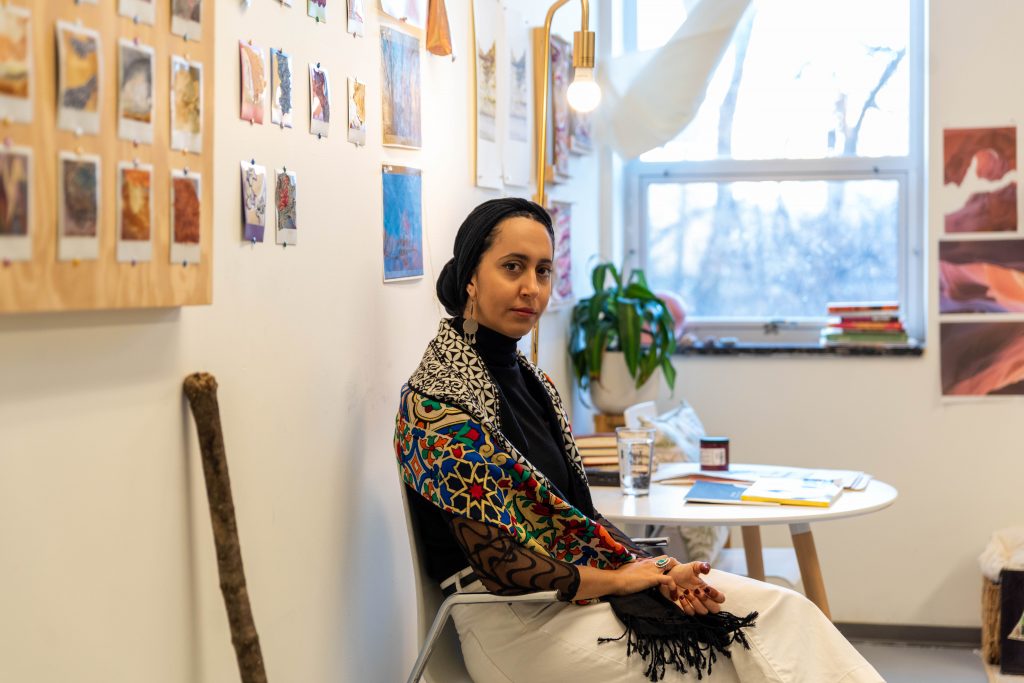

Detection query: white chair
xmin=399 ymin=477 xmax=669 ymax=683
xmin=398 ymin=479 xmax=558 ymax=683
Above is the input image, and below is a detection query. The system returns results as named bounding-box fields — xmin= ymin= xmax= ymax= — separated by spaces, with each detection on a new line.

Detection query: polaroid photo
xmin=0 ymin=6 xmax=33 ymax=124
xmin=347 ymin=0 xmax=364 ymax=36
xmin=0 ymin=147 xmax=31 ymax=262
xmin=240 ymin=161 xmax=267 ymax=243
xmin=57 ymin=152 xmax=101 ymax=262
xmin=309 ymin=63 xmax=331 ymax=137
xmin=308 ymin=0 xmax=327 ymax=22
xmin=116 ymin=162 xmax=154 ymax=263
xmin=171 ymin=0 xmax=202 ymax=41
xmin=239 ymin=41 xmax=267 ymax=124
xmin=275 ymin=169 xmax=297 ymax=246
xmin=118 ymin=40 xmax=155 ymax=144
xmin=171 ymin=170 xmax=201 ymax=265
xmin=170 ymin=56 xmax=203 ymax=154
xmin=56 ymin=21 xmax=102 ymax=135
xmin=347 ymin=77 xmax=366 ymax=145
xmin=119 ymin=0 xmax=156 ymax=26
xmin=270 ymin=49 xmax=294 ymax=128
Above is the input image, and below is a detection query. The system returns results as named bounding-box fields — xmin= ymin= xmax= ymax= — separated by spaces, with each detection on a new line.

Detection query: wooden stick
xmin=740 ymin=526 xmax=766 ymax=582
xmin=183 ymin=372 xmax=268 ymax=683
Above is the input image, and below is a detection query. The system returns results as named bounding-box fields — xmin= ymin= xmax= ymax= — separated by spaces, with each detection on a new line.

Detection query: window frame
xmin=622 ymin=0 xmax=926 ymax=345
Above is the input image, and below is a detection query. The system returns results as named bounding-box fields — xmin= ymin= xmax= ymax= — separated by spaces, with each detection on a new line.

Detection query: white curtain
xmin=596 ymin=0 xmax=752 ymax=160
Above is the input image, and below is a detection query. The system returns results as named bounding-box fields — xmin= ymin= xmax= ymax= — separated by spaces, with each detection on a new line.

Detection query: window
xmin=625 ymin=0 xmax=924 ymax=345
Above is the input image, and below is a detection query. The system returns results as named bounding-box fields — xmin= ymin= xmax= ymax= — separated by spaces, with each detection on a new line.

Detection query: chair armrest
xmin=408 ymin=591 xmax=558 ymax=683
xmin=632 ymin=536 xmax=669 ymax=548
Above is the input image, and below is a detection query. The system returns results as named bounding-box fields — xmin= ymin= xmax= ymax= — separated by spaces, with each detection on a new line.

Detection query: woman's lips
xmin=511 ymin=308 xmax=537 ymax=318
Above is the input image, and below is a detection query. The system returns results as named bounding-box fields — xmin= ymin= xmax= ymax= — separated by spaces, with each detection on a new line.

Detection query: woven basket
xmin=982 ymin=576 xmax=1001 ymax=664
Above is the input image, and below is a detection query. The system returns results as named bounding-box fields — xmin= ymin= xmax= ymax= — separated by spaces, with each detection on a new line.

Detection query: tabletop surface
xmin=590 ymin=479 xmax=898 ymax=526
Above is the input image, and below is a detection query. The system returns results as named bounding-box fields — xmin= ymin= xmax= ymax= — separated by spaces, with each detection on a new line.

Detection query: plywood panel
xmin=0 ymin=0 xmax=214 ymax=313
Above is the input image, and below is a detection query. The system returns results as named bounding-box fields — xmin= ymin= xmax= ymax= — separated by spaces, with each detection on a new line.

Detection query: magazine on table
xmin=653 ymin=462 xmax=871 ymax=491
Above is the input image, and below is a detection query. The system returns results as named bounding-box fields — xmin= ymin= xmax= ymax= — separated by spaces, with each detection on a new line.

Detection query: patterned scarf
xmin=395 ymin=320 xmax=756 ymax=680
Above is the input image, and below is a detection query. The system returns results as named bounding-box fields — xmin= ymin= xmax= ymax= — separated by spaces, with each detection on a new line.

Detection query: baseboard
xmin=835 ymin=622 xmax=981 ymax=649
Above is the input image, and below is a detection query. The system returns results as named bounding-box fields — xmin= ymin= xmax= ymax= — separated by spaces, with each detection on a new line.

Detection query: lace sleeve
xmin=449 ymin=516 xmax=581 ymax=602
xmin=593 ymin=512 xmax=654 ymax=558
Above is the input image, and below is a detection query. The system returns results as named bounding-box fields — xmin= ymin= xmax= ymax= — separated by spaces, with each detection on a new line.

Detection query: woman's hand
xmin=666 ymin=560 xmax=726 ymax=615
xmin=610 ymin=558 xmax=678 ymax=596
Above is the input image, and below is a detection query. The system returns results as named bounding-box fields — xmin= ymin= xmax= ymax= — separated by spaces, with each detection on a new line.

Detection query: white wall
xmin=0 ymin=2 xmax=600 ymax=682
xmin=638 ymin=0 xmax=1023 ymax=629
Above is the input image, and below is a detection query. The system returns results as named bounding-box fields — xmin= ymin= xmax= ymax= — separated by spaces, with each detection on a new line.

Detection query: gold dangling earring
xmin=463 ymin=299 xmax=479 ymax=345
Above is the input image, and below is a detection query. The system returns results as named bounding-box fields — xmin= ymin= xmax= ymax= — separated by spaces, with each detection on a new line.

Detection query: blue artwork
xmin=382 ymin=165 xmax=422 ymax=281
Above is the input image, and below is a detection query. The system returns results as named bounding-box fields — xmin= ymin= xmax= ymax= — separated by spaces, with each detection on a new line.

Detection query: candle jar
xmin=700 ymin=437 xmax=730 ymax=471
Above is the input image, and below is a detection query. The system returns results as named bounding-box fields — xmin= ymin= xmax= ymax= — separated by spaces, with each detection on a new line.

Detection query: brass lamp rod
xmin=532 ymin=0 xmax=593 ymax=365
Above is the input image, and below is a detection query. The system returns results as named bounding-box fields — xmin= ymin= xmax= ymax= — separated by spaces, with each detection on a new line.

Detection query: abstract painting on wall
xmin=941 ymin=321 xmax=1024 ymax=396
xmin=117 ymin=40 xmax=155 ymax=144
xmin=0 ymin=147 xmax=31 ymax=262
xmin=119 ymin=0 xmax=155 ymax=25
xmin=549 ymin=34 xmax=571 ymax=181
xmin=56 ymin=22 xmax=102 ymax=135
xmin=570 ymin=110 xmax=593 ymax=154
xmin=943 ymin=127 xmax=1017 ymax=233
xmin=382 ymin=165 xmax=423 ymax=281
xmin=380 ymin=0 xmax=426 ymax=29
xmin=347 ymin=0 xmax=364 ymax=35
xmin=240 ymin=161 xmax=267 ymax=243
xmin=309 ymin=62 xmax=331 ymax=137
xmin=270 ymin=48 xmax=294 ymax=128
xmin=57 ymin=152 xmax=101 ymax=262
xmin=170 ymin=56 xmax=203 ymax=153
xmin=548 ymin=201 xmax=573 ymax=304
xmin=347 ymin=77 xmax=366 ymax=145
xmin=473 ymin=0 xmax=501 ymax=189
xmin=171 ymin=0 xmax=202 ymax=40
xmin=239 ymin=41 xmax=267 ymax=124
xmin=117 ymin=162 xmax=154 ymax=263
xmin=171 ymin=170 xmax=201 ymax=265
xmin=380 ymin=27 xmax=421 ymax=148
xmin=275 ymin=169 xmax=297 ymax=246
xmin=939 ymin=239 xmax=1024 ymax=314
xmin=502 ymin=6 xmax=530 ymax=187
xmin=0 ymin=6 xmax=32 ymax=124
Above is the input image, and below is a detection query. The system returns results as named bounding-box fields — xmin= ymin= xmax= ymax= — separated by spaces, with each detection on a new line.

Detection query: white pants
xmin=451 ymin=569 xmax=884 ymax=683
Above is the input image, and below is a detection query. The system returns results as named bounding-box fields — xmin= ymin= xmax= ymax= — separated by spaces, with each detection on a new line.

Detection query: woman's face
xmin=466 ymin=216 xmax=553 ymax=339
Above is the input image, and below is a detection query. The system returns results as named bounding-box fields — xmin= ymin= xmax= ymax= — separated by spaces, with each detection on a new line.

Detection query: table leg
xmin=740 ymin=526 xmax=765 ymax=582
xmin=790 ymin=522 xmax=832 ymax=619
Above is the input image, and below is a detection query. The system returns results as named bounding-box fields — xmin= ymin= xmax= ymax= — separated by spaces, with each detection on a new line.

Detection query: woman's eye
xmin=503 ymin=262 xmax=521 ymax=272
xmin=538 ymin=267 xmax=552 ymax=278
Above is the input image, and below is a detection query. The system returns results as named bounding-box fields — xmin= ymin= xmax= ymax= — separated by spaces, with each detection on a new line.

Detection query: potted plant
xmin=569 ymin=263 xmax=677 ymax=415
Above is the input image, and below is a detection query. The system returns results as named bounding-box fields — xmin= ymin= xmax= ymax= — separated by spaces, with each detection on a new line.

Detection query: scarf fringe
xmin=599 ymin=609 xmax=759 ymax=681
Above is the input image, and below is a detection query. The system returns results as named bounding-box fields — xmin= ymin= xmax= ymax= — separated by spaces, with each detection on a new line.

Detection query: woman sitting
xmin=395 ymin=197 xmax=883 ymax=682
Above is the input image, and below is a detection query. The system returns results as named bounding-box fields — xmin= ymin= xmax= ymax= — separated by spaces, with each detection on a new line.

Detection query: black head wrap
xmin=436 ymin=198 xmax=553 ymax=316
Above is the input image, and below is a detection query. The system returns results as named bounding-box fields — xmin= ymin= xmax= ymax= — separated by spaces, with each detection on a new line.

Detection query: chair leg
xmin=406 ymin=597 xmax=457 ymax=683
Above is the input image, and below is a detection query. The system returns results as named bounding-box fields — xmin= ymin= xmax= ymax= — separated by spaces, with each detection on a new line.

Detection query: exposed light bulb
xmin=567 ymin=67 xmax=601 ymax=113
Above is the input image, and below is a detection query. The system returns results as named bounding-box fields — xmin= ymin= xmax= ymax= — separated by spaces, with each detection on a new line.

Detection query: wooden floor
xmin=850 ymin=642 xmax=1019 ymax=683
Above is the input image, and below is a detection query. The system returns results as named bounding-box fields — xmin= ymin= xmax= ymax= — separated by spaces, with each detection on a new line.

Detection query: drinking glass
xmin=615 ymin=427 xmax=656 ymax=496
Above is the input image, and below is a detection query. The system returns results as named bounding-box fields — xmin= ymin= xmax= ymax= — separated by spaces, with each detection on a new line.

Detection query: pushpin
xmin=72 ymin=258 xmax=80 ymax=267
xmin=131 ymin=259 xmax=137 ymax=267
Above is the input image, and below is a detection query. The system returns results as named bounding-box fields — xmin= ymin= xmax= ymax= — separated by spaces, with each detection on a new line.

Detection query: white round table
xmin=590 ymin=479 xmax=898 ymax=618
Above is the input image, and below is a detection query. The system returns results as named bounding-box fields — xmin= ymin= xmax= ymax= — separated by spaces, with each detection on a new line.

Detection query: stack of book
xmin=820 ymin=301 xmax=909 ymax=348
xmin=576 ymin=433 xmax=620 ymax=487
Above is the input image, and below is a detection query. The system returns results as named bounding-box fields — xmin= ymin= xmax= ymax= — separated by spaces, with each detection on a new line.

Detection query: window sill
xmin=674 ymin=341 xmax=924 ymax=357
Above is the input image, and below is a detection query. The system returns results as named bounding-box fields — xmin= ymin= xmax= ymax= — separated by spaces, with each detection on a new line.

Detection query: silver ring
xmin=655 ymin=556 xmax=671 ymax=569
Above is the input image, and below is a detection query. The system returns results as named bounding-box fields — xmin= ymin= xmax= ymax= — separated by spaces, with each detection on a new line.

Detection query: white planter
xmin=588 ymin=351 xmax=659 ymax=415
